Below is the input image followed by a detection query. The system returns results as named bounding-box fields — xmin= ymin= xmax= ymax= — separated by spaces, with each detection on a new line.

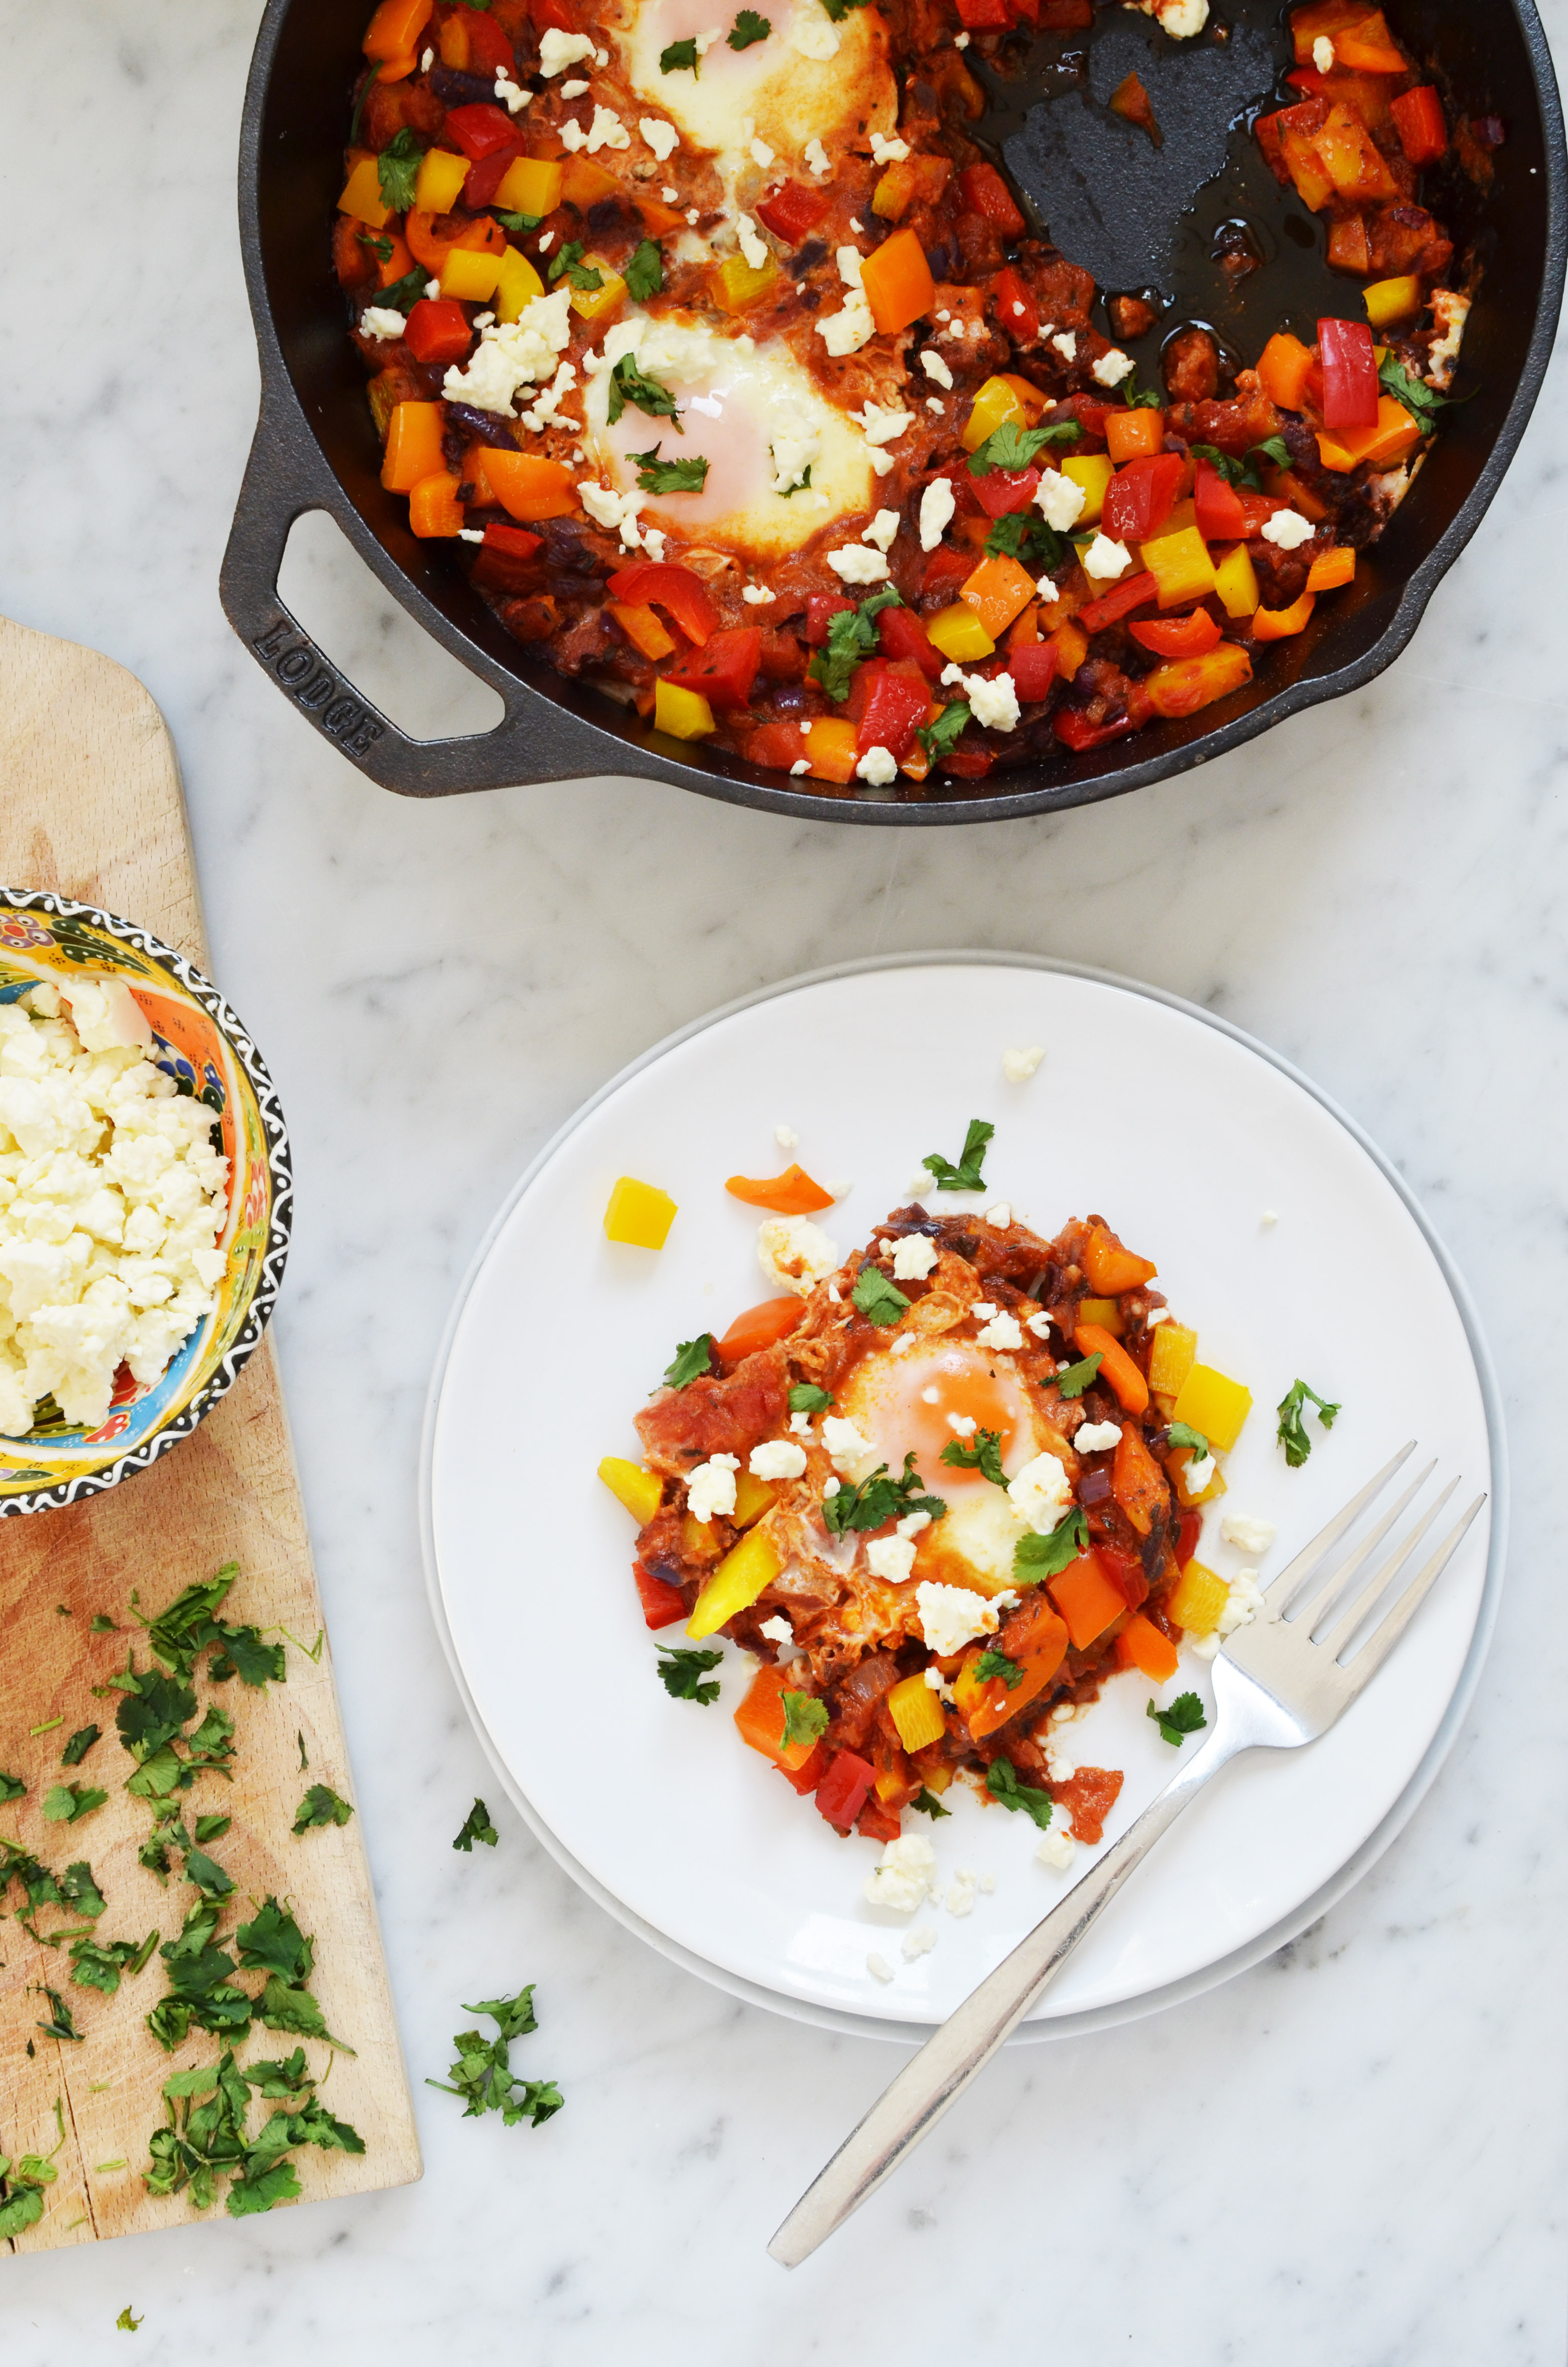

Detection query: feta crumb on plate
xmin=757 ymin=1213 xmax=838 ymax=1296
xmin=1003 ymin=1044 xmax=1045 ymax=1083
xmin=901 ymin=1924 xmax=938 ymax=1960
xmin=1036 ymin=1826 xmax=1076 ymax=1871
xmin=867 ymin=1950 xmax=894 ymax=1983
xmin=864 ymin=1833 xmax=936 ymax=1913
xmin=1220 ymin=1510 xmax=1276 ymax=1554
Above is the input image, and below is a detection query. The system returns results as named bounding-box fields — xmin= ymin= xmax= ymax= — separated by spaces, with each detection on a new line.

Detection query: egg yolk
xmin=840 ymin=1340 xmax=1041 ymax=1496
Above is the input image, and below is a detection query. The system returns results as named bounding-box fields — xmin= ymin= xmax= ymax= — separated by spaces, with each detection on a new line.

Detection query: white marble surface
xmin=4 ymin=4 xmax=1568 ymax=2359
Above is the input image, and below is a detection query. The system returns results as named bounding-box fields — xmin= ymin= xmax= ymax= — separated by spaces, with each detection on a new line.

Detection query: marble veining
xmin=3 ymin=2 xmax=1566 ymax=2358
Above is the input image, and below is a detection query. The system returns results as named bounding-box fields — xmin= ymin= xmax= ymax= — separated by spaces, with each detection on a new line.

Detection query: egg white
xmin=617 ymin=0 xmax=896 ymax=174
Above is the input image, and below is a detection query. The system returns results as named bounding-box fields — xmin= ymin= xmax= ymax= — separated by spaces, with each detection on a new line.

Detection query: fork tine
xmin=1292 ymin=1461 xmax=1437 ymax=1634
xmin=1334 ymin=1494 xmax=1487 ymax=1702
xmin=1264 ymin=1440 xmax=1416 ymax=1608
xmin=1320 ymin=1477 xmax=1459 ymax=1661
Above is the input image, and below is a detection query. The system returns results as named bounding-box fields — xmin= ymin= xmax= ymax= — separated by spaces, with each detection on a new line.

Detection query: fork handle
xmin=767 ymin=1722 xmax=1246 ymax=2268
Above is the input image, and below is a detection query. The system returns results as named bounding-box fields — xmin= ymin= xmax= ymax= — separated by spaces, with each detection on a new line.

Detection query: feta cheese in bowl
xmin=0 ymin=891 xmax=290 ymax=1514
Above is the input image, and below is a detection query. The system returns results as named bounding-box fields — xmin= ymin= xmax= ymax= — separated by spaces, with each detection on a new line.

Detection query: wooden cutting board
xmin=0 ymin=617 xmax=422 ymax=2250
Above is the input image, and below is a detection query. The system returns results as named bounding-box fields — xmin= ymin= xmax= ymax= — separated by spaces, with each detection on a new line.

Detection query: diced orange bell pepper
xmin=1112 ymin=1422 xmax=1169 ymax=1536
xmin=734 ymin=1664 xmax=822 ymax=1771
xmin=1047 ymin=1551 xmax=1127 ymax=1652
xmin=405 ymin=208 xmax=507 ymax=276
xmin=714 ymin=1297 xmax=807 ymax=1364
xmin=803 ymin=715 xmax=860 ymax=784
xmin=956 ymin=1595 xmax=1070 ymax=1741
xmin=1083 ymin=1222 xmax=1157 ymax=1296
xmin=1050 ymin=618 xmax=1089 ymax=678
xmin=958 ymin=552 xmax=1038 ymax=639
xmin=1257 ymin=331 xmax=1317 ymax=412
xmin=1145 ymin=643 xmax=1254 ymax=718
xmin=859 ymin=228 xmax=937 ymax=335
xmin=363 ymin=0 xmax=433 ymax=61
xmin=338 ymin=156 xmax=392 ymax=231
xmin=1115 ymin=1612 xmax=1180 ymax=1683
xmin=1306 ymin=545 xmax=1357 ymax=593
xmin=605 ymin=601 xmax=676 ymax=662
xmin=408 ymin=472 xmax=464 ymax=537
xmin=560 ymin=156 xmax=623 ymax=210
xmin=1315 ymin=394 xmax=1422 ymax=473
xmin=1333 ymin=9 xmax=1406 ymax=72
xmin=1104 ymin=408 xmax=1165 ymax=463
xmin=1251 ymin=591 xmax=1316 ymax=640
xmin=484 ymin=449 xmax=579 ymax=522
xmin=725 ymin=1165 xmax=835 ymax=1215
xmin=381 ymin=401 xmax=446 ymax=492
xmin=1075 ymin=1322 xmax=1150 ymax=1415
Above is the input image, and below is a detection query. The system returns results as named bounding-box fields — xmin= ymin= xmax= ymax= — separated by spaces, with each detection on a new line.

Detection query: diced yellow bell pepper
xmin=337 ymin=157 xmax=391 ymax=230
xmin=494 ymin=245 xmax=545 ymax=324
xmin=687 ymin=1526 xmax=783 ymax=1639
xmin=802 ymin=716 xmax=859 ymax=784
xmin=886 ymin=1672 xmax=946 ymax=1753
xmin=1062 ymin=453 xmax=1115 ymax=527
xmin=494 ymin=155 xmax=564 ymax=219
xmin=440 ymin=245 xmax=504 ymax=303
xmin=925 ymin=603 xmax=996 ymax=663
xmin=1363 ymin=274 xmax=1422 ymax=329
xmin=654 ymin=679 xmax=716 ymax=741
xmin=1147 ymin=1319 xmax=1197 ymax=1401
xmin=597 ymin=1456 xmax=662 ymax=1526
xmin=1141 ymin=524 xmax=1219 ymax=609
xmin=1172 ymin=1447 xmax=1226 ymax=1508
xmin=1168 ymin=1560 xmax=1230 ymax=1636
xmin=1077 ymin=1295 xmax=1123 ymax=1338
xmin=682 ymin=1511 xmax=721 ymax=1559
xmin=712 ymin=252 xmax=779 ymax=312
xmin=732 ymin=1471 xmax=777 ymax=1530
xmin=414 ymin=146 xmax=472 ymax=215
xmin=1214 ymin=543 xmax=1262 ymax=620
xmin=959 ymin=373 xmax=1043 ymax=454
xmin=1171 ymin=1362 xmax=1253 ymax=1453
xmin=603 ymin=1176 xmax=678 ymax=1249
xmin=569 ymin=259 xmax=627 ymax=321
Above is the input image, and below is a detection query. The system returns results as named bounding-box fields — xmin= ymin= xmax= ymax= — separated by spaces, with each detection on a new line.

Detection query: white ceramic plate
xmin=421 ymin=957 xmax=1504 ymax=2041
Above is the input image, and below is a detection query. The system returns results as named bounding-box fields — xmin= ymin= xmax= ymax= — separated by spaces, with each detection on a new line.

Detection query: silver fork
xmin=768 ymin=1443 xmax=1485 ymax=2268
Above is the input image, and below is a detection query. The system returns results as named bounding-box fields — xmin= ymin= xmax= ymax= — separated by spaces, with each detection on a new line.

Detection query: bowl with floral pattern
xmin=0 ymin=889 xmax=291 ymax=1515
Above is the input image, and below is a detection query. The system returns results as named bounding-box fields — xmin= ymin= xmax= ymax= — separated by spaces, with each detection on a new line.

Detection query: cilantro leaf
xmin=35 ymin=1984 xmax=83 ymax=2042
xmin=780 ymin=1692 xmax=828 ymax=1751
xmin=729 ymin=8 xmax=771 ymax=44
xmin=911 ymin=1785 xmax=951 ymax=1819
xmin=1191 ymin=441 xmax=1256 ymax=489
xmin=194 ymin=1814 xmax=231 ymax=1844
xmin=851 ymin=1264 xmax=910 ymax=1325
xmin=940 ymin=1427 xmax=1008 ymax=1488
xmin=967 ymin=418 xmax=1081 ymax=476
xmin=806 ymin=585 xmax=903 ymax=701
xmin=1379 ymin=353 xmax=1449 ymax=432
xmin=207 ymin=1626 xmax=286 ymax=1689
xmin=656 ymin=1645 xmax=724 ymax=1703
xmin=1054 ymin=1351 xmax=1102 ymax=1400
xmin=43 ymin=1783 xmax=106 ymax=1824
xmin=183 ymin=1848 xmax=234 ymax=1899
xmin=789 ymin=1383 xmax=834 ymax=1414
xmin=660 ymin=34 xmax=699 ymax=69
xmin=820 ymin=0 xmax=872 ymax=20
xmin=243 ymin=2050 xmax=313 ymax=2098
xmin=624 ymin=238 xmax=664 ymax=301
xmin=256 ymin=1976 xmax=354 ymax=2053
xmin=58 ymin=1860 xmax=106 ymax=1920
xmin=1166 ymin=1421 xmax=1208 ymax=1454
xmin=1013 ymin=1507 xmax=1088 ymax=1583
xmin=921 ymin=1118 xmax=993 ymax=1192
xmin=1118 ymin=367 xmax=1163 ymax=410
xmin=490 ymin=208 xmax=542 ymax=234
xmin=0 ymin=2188 xmax=45 ymax=2239
xmin=630 ymin=443 xmax=709 ymax=493
xmin=1252 ymin=433 xmax=1293 ymax=472
xmin=377 ymin=262 xmax=430 ymax=314
xmin=68 ymin=1935 xmax=154 ymax=1997
xmin=607 ymin=351 xmax=682 ymax=427
xmin=1148 ymin=1690 xmax=1207 ymax=1746
xmin=226 ymin=2157 xmax=302 ymax=2218
xmin=985 ymin=1755 xmax=1055 ymax=1830
xmin=464 ymin=1986 xmax=538 ymax=2042
xmin=547 ymin=239 xmax=605 ymax=293
xmin=453 ymin=1797 xmax=500 ymax=1851
xmin=116 ymin=1667 xmax=198 ymax=1763
xmin=974 ymin=1647 xmax=1024 ymax=1689
xmin=61 ymin=1726 xmax=100 ymax=1766
xmin=116 ymin=2308 xmax=144 ymax=2331
xmin=0 ymin=1772 xmax=26 ymax=1802
xmin=1276 ymin=1378 xmax=1340 ymax=1467
xmin=427 ymin=1989 xmax=561 ymax=2127
xmin=358 ymin=229 xmax=394 ymax=263
xmin=664 ymin=1333 xmax=714 ymax=1388
xmin=90 ymin=1613 xmax=118 ymax=1633
xmin=376 ymin=128 xmax=425 ymax=214
xmin=984 ymin=510 xmax=1064 ymax=570
xmin=236 ymin=1898 xmax=314 ymax=1986
xmin=291 ymin=1783 xmax=353 ymax=1835
xmin=823 ymin=1451 xmax=945 ymax=1536
xmin=918 ymin=700 xmax=971 ymax=762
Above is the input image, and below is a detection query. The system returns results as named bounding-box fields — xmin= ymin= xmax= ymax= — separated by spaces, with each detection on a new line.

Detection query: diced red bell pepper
xmin=445 ymin=102 xmax=521 ymax=160
xmin=1102 ymin=453 xmax=1186 ymax=545
xmin=1054 ymin=705 xmax=1140 ymax=752
xmin=856 ymin=668 xmax=931 ymax=762
xmin=632 ymin=1561 xmax=687 ymax=1630
xmin=456 ymin=7 xmax=516 ymax=74
xmin=1058 ymin=394 xmax=1114 ymax=443
xmin=1078 ymin=571 xmax=1159 ymax=632
xmin=606 ymin=561 xmax=720 ymax=647
xmin=955 ymin=0 xmax=1011 ymax=26
xmin=777 ymin=1740 xmax=828 ymax=1796
xmin=856 ymin=1796 xmax=903 ymax=1845
xmin=941 ymin=743 xmax=996 ymax=777
xmin=877 ymin=603 xmax=943 ymax=682
xmin=463 ymin=145 xmax=523 ymax=210
xmin=804 ymin=592 xmax=857 ymax=646
xmin=1318 ymin=317 xmax=1380 ymax=431
xmin=992 ymin=264 xmax=1040 ymax=343
xmin=922 ymin=546 xmax=973 ymax=598
xmin=1175 ymin=1506 xmax=1203 ymax=1570
xmin=404 ymin=297 xmax=473 ymax=367
xmin=1010 ymin=639 xmax=1057 ymax=701
xmin=1194 ymin=456 xmax=1248 ymax=542
xmin=972 ymin=465 xmax=1041 ymax=520
xmin=528 ymin=0 xmax=576 ymax=29
xmin=756 ymin=181 xmax=828 ymax=245
xmin=1129 ymin=608 xmax=1223 ymax=657
xmin=1094 ymin=1537 xmax=1150 ymax=1610
xmin=815 ymin=1749 xmax=876 ymax=1831
xmin=1391 ymin=84 xmax=1447 ymax=166
xmin=956 ymin=162 xmax=1026 ymax=236
xmin=663 ymin=625 xmax=763 ymax=710
xmin=482 ymin=522 xmax=543 ymax=559
xmin=1236 ymin=490 xmax=1286 ymax=535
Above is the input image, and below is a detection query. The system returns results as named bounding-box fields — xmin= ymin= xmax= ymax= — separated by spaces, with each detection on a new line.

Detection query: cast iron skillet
xmin=222 ymin=0 xmax=1565 ymax=820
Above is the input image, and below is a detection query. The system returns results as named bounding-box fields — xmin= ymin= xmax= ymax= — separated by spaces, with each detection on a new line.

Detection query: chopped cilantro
xmin=68 ymin=1935 xmax=156 ymax=1998
xmin=607 ymin=351 xmax=682 ymax=427
xmin=1276 ymin=1378 xmax=1340 ymax=1467
xmin=117 ymin=2308 xmax=144 ymax=2332
xmin=1191 ymin=440 xmax=1266 ymax=495
xmin=0 ymin=2096 xmax=65 ymax=2236
xmin=789 ymin=1383 xmax=834 ymax=1414
xmin=376 ymin=262 xmax=430 ymax=314
xmin=1166 ymin=1421 xmax=1208 ymax=1455
xmin=1119 ymin=366 xmax=1163 ymax=410
xmin=851 ymin=1264 xmax=910 ymax=1325
xmin=453 ymin=1797 xmax=499 ymax=1852
xmin=426 ymin=1987 xmax=562 ymax=2127
xmin=145 ymin=1564 xmax=284 ymax=1689
xmin=144 ymin=2044 xmax=361 ymax=2217
xmin=358 ymin=230 xmax=394 ymax=264
xmin=0 ymin=1772 xmax=25 ymax=1802
xmin=921 ymin=1118 xmax=993 ymax=1192
xmin=1252 ymin=433 xmax=1293 ymax=472
xmin=61 ymin=1725 xmax=100 ymax=1766
xmin=985 ymin=1755 xmax=1055 ymax=1830
xmin=1148 ymin=1691 xmax=1207 ymax=1746
xmin=820 ymin=0 xmax=872 ymax=20
xmin=984 ymin=510 xmax=1064 ymax=570
xmin=911 ymin=1785 xmax=951 ymax=1819
xmin=823 ymin=1451 xmax=945 ymax=1536
xmin=657 ymin=1645 xmax=724 ymax=1703
xmin=1054 ymin=1351 xmax=1102 ymax=1400
xmin=43 ymin=1782 xmax=108 ymax=1824
xmin=1013 ymin=1507 xmax=1088 ymax=1584
xmin=34 ymin=1984 xmax=83 ymax=2042
xmin=58 ymin=1860 xmax=106 ymax=1920
xmin=939 ymin=1428 xmax=1008 ymax=1488
xmin=729 ymin=8 xmax=771 ymax=43
xmin=194 ymin=1814 xmax=231 ymax=1844
xmin=780 ymin=1691 xmax=828 ymax=1751
xmin=660 ymin=35 xmax=700 ymax=70
xmin=90 ymin=1613 xmax=118 ymax=1633
xmin=974 ymin=1647 xmax=1024 ymax=1689
xmin=918 ymin=700 xmax=971 ymax=762
xmin=376 ymin=129 xmax=424 ymax=214
xmin=182 ymin=1848 xmax=234 ymax=1899
xmin=292 ymin=1783 xmax=353 ymax=1834
xmin=1379 ymin=353 xmax=1449 ymax=432
xmin=624 ymin=237 xmax=664 ymax=301
xmin=547 ymin=239 xmax=605 ymax=293
xmin=967 ymin=418 xmax=1081 ymax=476
xmin=490 ymin=208 xmax=542 ymax=235
xmin=236 ymin=1897 xmax=314 ymax=1985
xmin=664 ymin=1334 xmax=714 ymax=1388
xmin=631 ymin=443 xmax=709 ymax=493
xmin=806 ymin=585 xmax=903 ymax=701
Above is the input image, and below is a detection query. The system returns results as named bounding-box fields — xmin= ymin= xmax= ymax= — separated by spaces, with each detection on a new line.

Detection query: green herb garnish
xmin=917 ymin=701 xmax=971 ymax=762
xmin=607 ymin=351 xmax=682 ymax=427
xmin=939 ymin=1428 xmax=1008 ymax=1488
xmin=823 ymin=1452 xmax=945 ymax=1537
xmin=851 ymin=1264 xmax=910 ymax=1325
xmin=921 ymin=1118 xmax=993 ymax=1192
xmin=984 ymin=510 xmax=1064 ymax=569
xmin=728 ymin=8 xmax=771 ymax=44
xmin=630 ymin=443 xmax=709 ymax=493
xmin=974 ymin=1648 xmax=1024 ymax=1690
xmin=374 ymin=262 xmax=430 ymax=314
xmin=547 ymin=239 xmax=605 ymax=293
xmin=1148 ymin=1691 xmax=1207 ymax=1746
xmin=664 ymin=1334 xmax=715 ymax=1388
xmin=819 ymin=0 xmax=872 ymax=20
xmin=1119 ymin=366 xmax=1163 ymax=411
xmin=780 ymin=1692 xmax=828 ymax=1751
xmin=453 ymin=1797 xmax=499 ymax=1851
xmin=68 ymin=1934 xmax=157 ymax=1998
xmin=660 ymin=35 xmax=700 ymax=70
xmin=1013 ymin=1507 xmax=1088 ymax=1584
xmin=775 ymin=461 xmax=813 ymax=496
xmin=376 ymin=129 xmax=425 ymax=214
xmin=806 ymin=585 xmax=904 ymax=701
xmin=0 ymin=1772 xmax=25 ymax=1802
xmin=1165 ymin=1422 xmax=1208 ymax=1455
xmin=657 ymin=1645 xmax=724 ymax=1703
xmin=789 ymin=1383 xmax=834 ymax=1415
xmin=1378 ymin=353 xmax=1449 ymax=432
xmin=911 ymin=1785 xmax=951 ymax=1819
xmin=292 ymin=1784 xmax=353 ymax=1835
xmin=43 ymin=1783 xmax=107 ymax=1825
xmin=1276 ymin=1378 xmax=1340 ymax=1467
xmin=1054 ymin=1351 xmax=1102 ymax=1400
xmin=985 ymin=1756 xmax=1055 ymax=1830
xmin=61 ymin=1726 xmax=101 ymax=1766
xmin=117 ymin=2308 xmax=144 ymax=2331
xmin=624 ymin=237 xmax=664 ymax=301
xmin=426 ymin=1987 xmax=562 ymax=2128
xmin=358 ymin=230 xmax=394 ymax=264
xmin=968 ymin=418 xmax=1081 ymax=478
xmin=491 ymin=208 xmax=543 ymax=235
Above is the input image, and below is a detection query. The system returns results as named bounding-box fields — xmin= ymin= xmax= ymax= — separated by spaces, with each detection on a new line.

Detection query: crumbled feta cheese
xmin=1092 ymin=347 xmax=1136 ymax=388
xmin=852 ymin=402 xmax=914 ymax=449
xmin=580 ymin=105 xmax=629 ymax=152
xmin=662 ymin=184 xmax=680 ymax=201
xmin=975 ymin=1309 xmax=1024 ymax=1351
xmin=915 ymin=353 xmax=954 ymax=401
xmin=867 ymin=1950 xmax=895 ymax=1982
xmin=789 ymin=1408 xmax=812 ymax=1433
xmin=869 ymin=132 xmax=911 ymax=164
xmin=758 ymin=1214 xmax=839 ymax=1296
xmin=919 ymin=477 xmax=956 ymax=551
xmin=1135 ymin=0 xmax=1209 ymax=34
xmin=953 ymin=670 xmax=1020 ymax=732
xmin=686 ymin=208 xmax=699 ymax=224
xmin=360 ymin=306 xmax=407 ymax=341
xmin=789 ymin=759 xmax=811 ymax=775
xmin=741 ymin=584 xmax=776 ymax=605
xmin=1044 ymin=1737 xmax=1077 ymax=1782
xmin=864 ymin=1834 xmax=936 ymax=1912
xmin=1073 ymin=1420 xmax=1123 ymax=1454
xmin=791 ymin=13 xmax=840 ymax=59
xmin=863 ymin=509 xmax=901 ymax=552
xmin=1262 ymin=1209 xmax=1278 ymax=1226
xmin=420 ymin=46 xmax=433 ymax=68
xmin=1083 ymin=532 xmax=1132 ymax=581
xmin=816 ymin=289 xmax=876 ymax=356
xmin=749 ymin=1438 xmax=808 ymax=1481
xmin=902 ymin=1924 xmax=937 ymax=1960
xmin=1009 ymin=1451 xmax=1073 ymax=1533
xmin=836 ymin=245 xmax=865 ymax=289
xmin=908 ymin=1168 xmax=934 ymax=1196
xmin=1036 ymin=1826 xmax=1076 ymax=1871
xmin=1051 ymin=331 xmax=1078 ymax=363
xmin=915 ymin=1581 xmax=999 ymax=1656
xmin=855 ymin=745 xmax=898 ymax=786
xmin=954 ymin=27 xmax=970 ymax=45
xmin=774 ymin=1123 xmax=799 ymax=1151
xmin=760 ymin=1613 xmax=795 ymax=1646
xmin=495 ymin=67 xmax=531 ymax=112
xmin=769 ymin=408 xmax=822 ymax=494
xmin=640 ymin=117 xmax=680 ymax=160
xmin=694 ymin=28 xmax=722 ymax=51
xmin=1312 ymin=33 xmax=1335 ymax=68
xmin=539 ymin=27 xmax=595 ymax=73
xmin=889 ymin=1331 xmax=916 ymax=1355
xmin=865 ymin=1530 xmax=918 ymax=1582
xmin=826 ymin=543 xmax=889 ymax=584
xmin=1036 ymin=469 xmax=1086 ymax=532
xmin=457 ymin=526 xmax=483 ymax=543
xmin=1024 ymin=1310 xmax=1052 ymax=1340
xmin=1215 ymin=1566 xmax=1265 ymax=1640
xmin=559 ymin=77 xmax=589 ymax=97
xmin=1183 ymin=1450 xmax=1216 ymax=1496
xmin=946 ymin=1412 xmax=977 ymax=1438
xmin=920 ymin=1385 xmax=940 ymax=1405
xmin=442 ymin=289 xmax=573 ymax=415
xmin=803 ymin=136 xmax=831 ymax=176
xmin=823 ymin=1476 xmax=841 ymax=1498
xmin=1145 ymin=1307 xmax=1171 ymax=1324
xmin=736 ymin=213 xmax=769 ymax=270
xmin=822 ymin=1414 xmax=879 ymax=1481
xmin=751 ymin=137 xmax=776 ymax=167
xmin=1003 ymin=1044 xmax=1045 ymax=1083
xmin=1261 ymin=509 xmax=1314 ymax=550
xmin=985 ymin=1203 xmax=1012 ymax=1230
xmin=945 ymin=1869 xmax=978 ymax=1918
xmin=578 ymin=479 xmax=648 ymax=549
xmin=890 ymin=1234 xmax=938 ymax=1281
xmin=1220 ymin=1511 xmax=1276 ymax=1555
xmin=687 ymin=1453 xmax=740 ymax=1524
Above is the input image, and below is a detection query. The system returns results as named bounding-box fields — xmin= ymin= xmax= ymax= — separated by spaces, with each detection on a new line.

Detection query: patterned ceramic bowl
xmin=0 ymin=889 xmax=290 ymax=1515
